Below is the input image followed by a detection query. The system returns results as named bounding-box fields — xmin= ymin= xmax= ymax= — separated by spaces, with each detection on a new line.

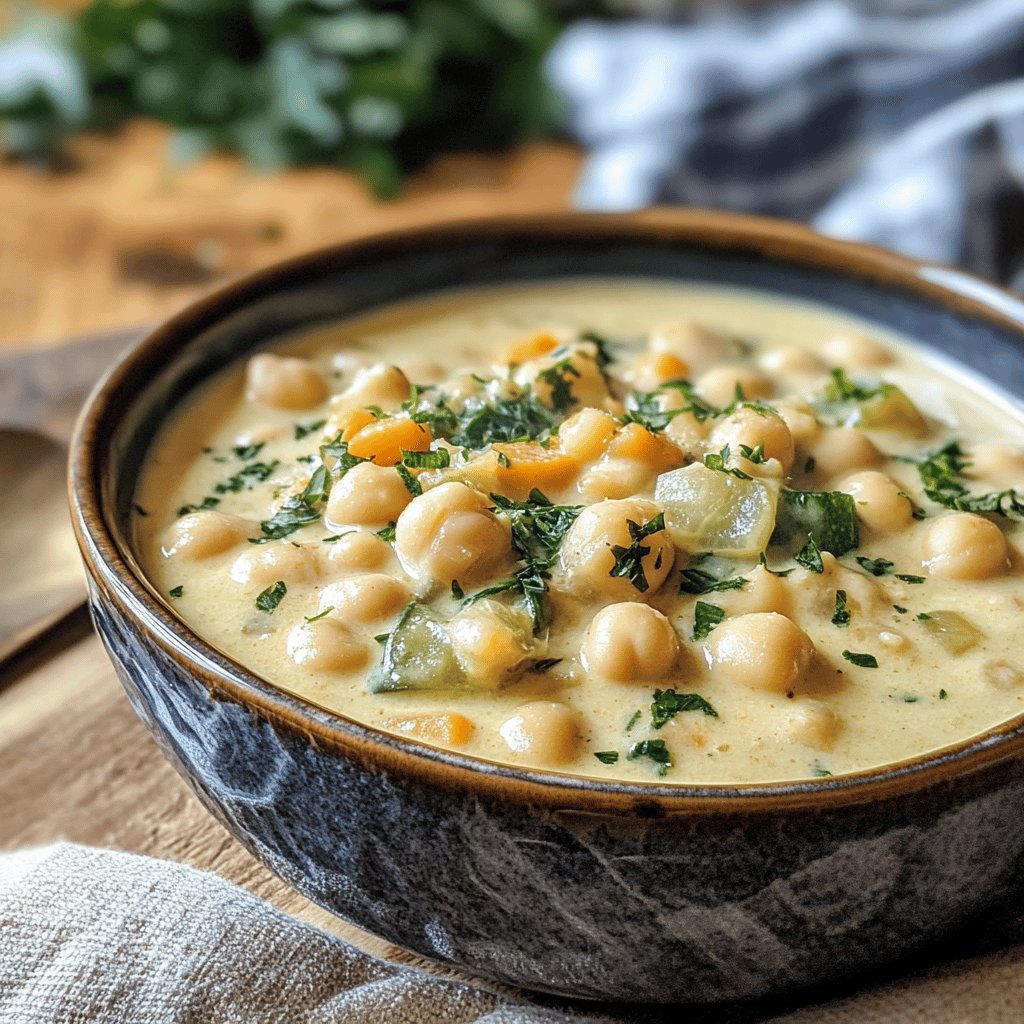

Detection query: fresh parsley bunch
xmin=0 ymin=0 xmax=563 ymax=196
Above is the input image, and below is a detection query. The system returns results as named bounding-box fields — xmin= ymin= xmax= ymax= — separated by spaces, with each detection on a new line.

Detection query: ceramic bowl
xmin=70 ymin=212 xmax=1024 ymax=1004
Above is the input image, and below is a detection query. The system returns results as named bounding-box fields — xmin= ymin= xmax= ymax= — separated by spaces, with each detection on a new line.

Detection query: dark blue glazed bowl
xmin=70 ymin=212 xmax=1024 ymax=1004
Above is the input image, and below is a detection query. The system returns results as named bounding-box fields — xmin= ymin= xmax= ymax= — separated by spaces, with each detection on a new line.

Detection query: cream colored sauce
xmin=134 ymin=280 xmax=1024 ymax=784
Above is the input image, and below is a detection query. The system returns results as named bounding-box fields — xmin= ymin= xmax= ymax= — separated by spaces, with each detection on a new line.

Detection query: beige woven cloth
xmin=1 ymin=844 xmax=1022 ymax=1024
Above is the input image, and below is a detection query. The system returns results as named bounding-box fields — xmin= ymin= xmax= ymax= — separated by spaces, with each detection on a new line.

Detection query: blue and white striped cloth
xmin=548 ymin=0 xmax=1024 ymax=288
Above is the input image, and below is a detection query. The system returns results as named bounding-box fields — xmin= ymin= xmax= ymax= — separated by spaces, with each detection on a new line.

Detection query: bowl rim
xmin=69 ymin=208 xmax=1024 ymax=817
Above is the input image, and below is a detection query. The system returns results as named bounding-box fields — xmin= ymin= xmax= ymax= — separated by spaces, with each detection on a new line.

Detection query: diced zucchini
xmin=918 ymin=611 xmax=983 ymax=655
xmin=654 ymin=463 xmax=778 ymax=558
xmin=773 ymin=488 xmax=860 ymax=556
xmin=367 ymin=603 xmax=466 ymax=693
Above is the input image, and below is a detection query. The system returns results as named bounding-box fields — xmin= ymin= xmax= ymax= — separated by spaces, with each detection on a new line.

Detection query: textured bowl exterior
xmin=71 ymin=212 xmax=1024 ymax=1003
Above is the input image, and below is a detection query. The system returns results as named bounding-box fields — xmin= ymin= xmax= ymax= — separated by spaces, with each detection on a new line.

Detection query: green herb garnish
xmin=401 ymin=448 xmax=451 ymax=469
xmin=703 ymin=445 xmax=752 ymax=480
xmin=832 ymin=590 xmax=851 ymax=627
xmin=294 ymin=419 xmax=326 ymax=441
xmin=594 ymin=751 xmax=620 ymax=765
xmin=169 ymin=585 xmax=183 ymax=599
xmin=450 ymin=580 xmax=465 ymax=600
xmin=795 ymin=536 xmax=825 ymax=574
xmin=651 ymin=688 xmax=718 ymax=728
xmin=627 ymin=739 xmax=673 ymax=777
xmin=530 ymin=658 xmax=563 ymax=673
xmin=857 ymin=556 xmax=895 ymax=576
xmin=376 ymin=523 xmax=397 ymax=543
xmin=178 ymin=495 xmax=221 ymax=516
xmin=305 ymin=606 xmax=334 ymax=623
xmin=911 ymin=440 xmax=1024 ymax=519
xmin=773 ymin=488 xmax=859 ymax=556
xmin=896 ymin=574 xmax=925 ymax=585
xmin=255 ymin=580 xmax=287 ymax=613
xmin=609 ymin=513 xmax=667 ymax=593
xmin=536 ymin=358 xmax=581 ymax=413
xmin=692 ymin=601 xmax=726 ymax=641
xmin=625 ymin=710 xmax=642 ymax=733
xmin=451 ymin=392 xmax=554 ymax=448
xmin=842 ymin=650 xmax=879 ymax=668
xmin=678 ymin=567 xmax=747 ymax=595
xmin=234 ymin=442 xmax=265 ymax=460
xmin=395 ymin=463 xmax=422 ymax=496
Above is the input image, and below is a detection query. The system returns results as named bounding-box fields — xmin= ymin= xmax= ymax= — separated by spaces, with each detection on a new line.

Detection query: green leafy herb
xmin=678 ymin=567 xmax=747 ymax=595
xmin=832 ymin=590 xmax=851 ymax=627
xmin=594 ymin=751 xmax=620 ymax=765
xmin=214 ymin=460 xmax=280 ymax=494
xmin=857 ymin=556 xmax=895 ymax=576
xmin=451 ymin=392 xmax=554 ymax=448
xmin=759 ymin=553 xmax=796 ymax=577
xmin=703 ymin=445 xmax=752 ymax=480
xmin=627 ymin=739 xmax=673 ymax=776
xmin=795 ymin=536 xmax=825 ymax=574
xmin=911 ymin=440 xmax=1024 ymax=519
xmin=374 ymin=633 xmax=389 ymax=644
xmin=625 ymin=710 xmax=642 ymax=733
xmin=896 ymin=574 xmax=925 ymax=585
xmin=579 ymin=330 xmax=618 ymax=370
xmin=608 ymin=513 xmax=667 ymax=593
xmin=902 ymin=694 xmax=920 ymax=703
xmin=939 ymin=688 xmax=948 ymax=700
xmin=305 ymin=606 xmax=333 ymax=623
xmin=319 ymin=435 xmax=373 ymax=476
xmin=536 ymin=358 xmax=581 ymax=413
xmin=651 ymin=688 xmax=718 ymax=728
xmin=401 ymin=448 xmax=451 ymax=469
xmin=810 ymin=761 xmax=833 ymax=778
xmin=739 ymin=442 xmax=768 ymax=464
xmin=395 ymin=463 xmax=422 ymax=497
xmin=826 ymin=368 xmax=887 ymax=403
xmin=376 ymin=523 xmax=397 ymax=543
xmin=255 ymin=580 xmax=287 ymax=614
xmin=178 ymin=495 xmax=220 ymax=516
xmin=234 ymin=442 xmax=265 ymax=461
xmin=773 ymin=488 xmax=860 ymax=556
xmin=294 ymin=419 xmax=326 ymax=441
xmin=169 ymin=585 xmax=183 ymax=599
xmin=450 ymin=580 xmax=465 ymax=601
xmin=692 ymin=602 xmax=726 ymax=641
xmin=894 ymin=604 xmax=908 ymax=614
xmin=842 ymin=650 xmax=879 ymax=668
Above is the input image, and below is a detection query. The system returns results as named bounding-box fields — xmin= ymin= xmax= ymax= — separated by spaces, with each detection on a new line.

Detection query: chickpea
xmin=721 ymin=564 xmax=792 ymax=617
xmin=517 ymin=344 xmax=609 ymax=410
xmin=446 ymin=600 xmax=536 ymax=683
xmin=839 ymin=471 xmax=914 ymax=534
xmin=558 ymin=407 xmax=618 ymax=462
xmin=559 ymin=498 xmax=675 ymax=600
xmin=923 ymin=513 xmax=1009 ymax=580
xmin=323 ymin=530 xmax=396 ymax=572
xmin=395 ymin=482 xmax=511 ymax=588
xmin=577 ymin=457 xmax=655 ymax=501
xmin=664 ymin=408 xmax=710 ymax=453
xmin=695 ymin=365 xmax=774 ymax=408
xmin=286 ymin=618 xmax=368 ymax=672
xmin=709 ymin=408 xmax=795 ymax=474
xmin=333 ymin=364 xmax=410 ymax=414
xmin=317 ymin=574 xmax=410 ymax=624
xmin=581 ymin=604 xmax=679 ymax=682
xmin=326 ymin=462 xmax=412 ymax=528
xmin=786 ymin=700 xmax=841 ymax=750
xmin=649 ymin=320 xmax=742 ymax=373
xmin=624 ymin=351 xmax=691 ymax=392
xmin=706 ymin=612 xmax=815 ymax=693
xmin=231 ymin=541 xmax=320 ymax=587
xmin=985 ymin=659 xmax=1024 ymax=690
xmin=769 ymin=399 xmax=821 ymax=448
xmin=823 ymin=333 xmax=893 ymax=367
xmin=759 ymin=346 xmax=827 ymax=377
xmin=498 ymin=701 xmax=582 ymax=767
xmin=808 ymin=427 xmax=882 ymax=478
xmin=245 ymin=354 xmax=328 ymax=411
xmin=162 ymin=511 xmax=256 ymax=560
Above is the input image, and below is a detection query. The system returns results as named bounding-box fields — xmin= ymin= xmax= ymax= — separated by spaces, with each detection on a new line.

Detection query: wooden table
xmin=0 ymin=121 xmax=580 ymax=968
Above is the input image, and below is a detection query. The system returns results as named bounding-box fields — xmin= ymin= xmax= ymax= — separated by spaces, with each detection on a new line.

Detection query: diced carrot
xmin=501 ymin=332 xmax=560 ymax=365
xmin=383 ymin=713 xmax=475 ymax=748
xmin=492 ymin=442 xmax=580 ymax=500
xmin=607 ymin=422 xmax=685 ymax=473
xmin=347 ymin=417 xmax=432 ymax=465
xmin=333 ymin=407 xmax=377 ymax=442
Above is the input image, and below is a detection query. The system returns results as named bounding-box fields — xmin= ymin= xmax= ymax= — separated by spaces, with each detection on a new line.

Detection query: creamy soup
xmin=134 ymin=281 xmax=1024 ymax=784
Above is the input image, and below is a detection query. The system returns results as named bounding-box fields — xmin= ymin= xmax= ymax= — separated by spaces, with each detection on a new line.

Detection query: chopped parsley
xmin=450 ymin=392 xmax=553 ymax=448
xmin=609 ymin=513 xmax=667 ymax=593
xmin=832 ymin=590 xmax=851 ymax=627
xmin=795 ymin=536 xmax=825 ymax=574
xmin=939 ymin=688 xmax=948 ymax=700
xmin=692 ymin=601 xmax=726 ymax=641
xmin=376 ymin=523 xmax=397 ymax=543
xmin=625 ymin=710 xmax=642 ymax=733
xmin=450 ymin=580 xmax=465 ymax=600
xmin=911 ymin=440 xmax=1024 ymax=519
xmin=178 ymin=495 xmax=220 ymax=516
xmin=305 ymin=606 xmax=334 ymax=623
xmin=651 ymin=688 xmax=718 ymax=728
xmin=627 ymin=739 xmax=672 ymax=776
xmin=842 ymin=650 xmax=879 ymax=669
xmin=739 ymin=442 xmax=768 ymax=464
xmin=536 ymin=358 xmax=581 ymax=413
xmin=857 ymin=556 xmax=895 ymax=576
xmin=810 ymin=761 xmax=833 ymax=778
xmin=395 ymin=463 xmax=422 ymax=497
xmin=294 ymin=419 xmax=326 ymax=440
xmin=703 ymin=445 xmax=752 ymax=480
xmin=894 ymin=604 xmax=908 ymax=614
xmin=169 ymin=585 xmax=183 ymax=599
xmin=826 ymin=368 xmax=887 ymax=403
xmin=594 ymin=751 xmax=620 ymax=765
xmin=233 ymin=442 xmax=265 ymax=460
xmin=896 ymin=574 xmax=925 ymax=585
xmin=213 ymin=460 xmax=280 ymax=495
xmin=678 ymin=566 xmax=747 ymax=595
xmin=579 ymin=330 xmax=618 ymax=370
xmin=255 ymin=580 xmax=287 ymax=613
xmin=401 ymin=448 xmax=451 ymax=469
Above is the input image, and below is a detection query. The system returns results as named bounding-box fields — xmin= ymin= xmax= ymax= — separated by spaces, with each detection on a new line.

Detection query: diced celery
xmin=368 ymin=603 xmax=466 ymax=693
xmin=918 ymin=611 xmax=983 ymax=655
xmin=654 ymin=463 xmax=778 ymax=558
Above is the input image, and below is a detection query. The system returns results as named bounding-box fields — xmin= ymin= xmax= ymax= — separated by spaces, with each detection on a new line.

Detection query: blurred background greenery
xmin=0 ymin=0 xmax=613 ymax=196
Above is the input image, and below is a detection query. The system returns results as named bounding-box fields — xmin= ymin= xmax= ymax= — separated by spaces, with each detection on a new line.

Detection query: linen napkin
xmin=548 ymin=0 xmax=1024 ymax=288
xmin=4 ymin=842 xmax=1024 ymax=1023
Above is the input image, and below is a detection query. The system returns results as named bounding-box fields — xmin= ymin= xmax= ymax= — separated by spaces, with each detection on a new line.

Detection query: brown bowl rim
xmin=69 ymin=208 xmax=1024 ymax=817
